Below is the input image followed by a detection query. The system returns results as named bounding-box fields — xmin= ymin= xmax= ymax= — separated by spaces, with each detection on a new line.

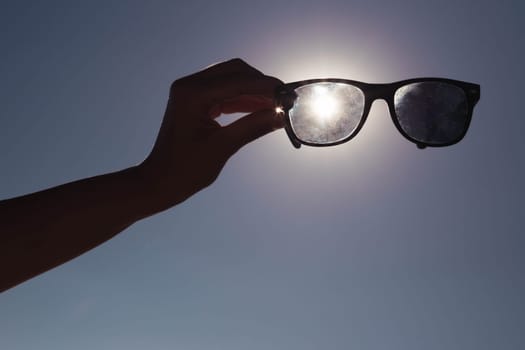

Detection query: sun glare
xmin=309 ymin=85 xmax=340 ymax=121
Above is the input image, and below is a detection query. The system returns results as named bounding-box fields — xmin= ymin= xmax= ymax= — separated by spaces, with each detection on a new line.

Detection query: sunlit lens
xmin=289 ymin=82 xmax=365 ymax=144
xmin=394 ymin=82 xmax=469 ymax=145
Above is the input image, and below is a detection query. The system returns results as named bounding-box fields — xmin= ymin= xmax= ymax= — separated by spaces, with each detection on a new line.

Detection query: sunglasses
xmin=275 ymin=78 xmax=480 ymax=149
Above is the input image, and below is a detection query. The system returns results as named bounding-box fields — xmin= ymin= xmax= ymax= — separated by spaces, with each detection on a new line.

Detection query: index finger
xmin=200 ymin=74 xmax=283 ymax=108
xmin=178 ymin=58 xmax=265 ymax=83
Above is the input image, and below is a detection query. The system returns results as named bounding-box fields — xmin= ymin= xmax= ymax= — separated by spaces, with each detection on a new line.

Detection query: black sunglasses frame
xmin=275 ymin=78 xmax=480 ymax=149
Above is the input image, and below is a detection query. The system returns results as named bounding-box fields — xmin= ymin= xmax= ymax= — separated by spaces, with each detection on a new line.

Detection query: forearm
xmin=0 ymin=164 xmax=167 ymax=292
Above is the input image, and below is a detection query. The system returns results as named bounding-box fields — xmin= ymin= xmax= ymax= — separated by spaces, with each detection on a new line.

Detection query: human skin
xmin=0 ymin=58 xmax=284 ymax=292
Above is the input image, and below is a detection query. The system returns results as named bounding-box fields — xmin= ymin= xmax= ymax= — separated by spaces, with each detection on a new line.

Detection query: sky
xmin=0 ymin=0 xmax=524 ymax=349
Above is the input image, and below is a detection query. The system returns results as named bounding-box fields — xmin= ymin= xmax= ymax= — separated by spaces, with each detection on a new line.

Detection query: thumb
xmin=221 ymin=108 xmax=284 ymax=153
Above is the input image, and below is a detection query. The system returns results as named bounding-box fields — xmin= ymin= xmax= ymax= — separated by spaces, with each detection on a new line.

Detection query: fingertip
xmin=273 ymin=109 xmax=286 ymax=129
xmin=265 ymin=74 xmax=285 ymax=86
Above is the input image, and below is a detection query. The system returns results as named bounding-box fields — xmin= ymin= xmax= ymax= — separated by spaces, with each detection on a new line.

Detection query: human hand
xmin=140 ymin=59 xmax=284 ymax=209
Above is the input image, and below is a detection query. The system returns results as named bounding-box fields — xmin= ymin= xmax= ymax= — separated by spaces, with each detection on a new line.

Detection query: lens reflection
xmin=394 ymin=82 xmax=468 ymax=144
xmin=289 ymin=82 xmax=365 ymax=144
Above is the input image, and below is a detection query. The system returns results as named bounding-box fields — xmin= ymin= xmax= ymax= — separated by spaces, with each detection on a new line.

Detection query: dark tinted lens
xmin=289 ymin=82 xmax=365 ymax=144
xmin=394 ymin=82 xmax=469 ymax=145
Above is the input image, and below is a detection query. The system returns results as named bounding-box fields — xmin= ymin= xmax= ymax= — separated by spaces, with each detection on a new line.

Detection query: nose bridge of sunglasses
xmin=366 ymin=83 xmax=395 ymax=101
xmin=362 ymin=83 xmax=394 ymax=118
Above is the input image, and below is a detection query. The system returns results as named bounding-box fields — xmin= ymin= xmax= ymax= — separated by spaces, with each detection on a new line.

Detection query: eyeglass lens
xmin=289 ymin=83 xmax=365 ymax=144
xmin=394 ymin=82 xmax=469 ymax=144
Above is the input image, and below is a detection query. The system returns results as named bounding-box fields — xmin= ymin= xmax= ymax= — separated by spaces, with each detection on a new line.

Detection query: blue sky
xmin=1 ymin=1 xmax=524 ymax=349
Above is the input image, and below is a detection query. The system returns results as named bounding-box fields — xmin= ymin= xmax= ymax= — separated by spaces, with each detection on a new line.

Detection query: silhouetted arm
xmin=0 ymin=59 xmax=283 ymax=292
xmin=0 ymin=166 xmax=160 ymax=292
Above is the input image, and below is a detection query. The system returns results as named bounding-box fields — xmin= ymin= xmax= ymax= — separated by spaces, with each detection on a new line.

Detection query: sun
xmin=308 ymin=84 xmax=341 ymax=122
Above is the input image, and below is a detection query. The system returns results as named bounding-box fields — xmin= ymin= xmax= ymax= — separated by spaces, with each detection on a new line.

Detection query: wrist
xmin=134 ymin=156 xmax=187 ymax=216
